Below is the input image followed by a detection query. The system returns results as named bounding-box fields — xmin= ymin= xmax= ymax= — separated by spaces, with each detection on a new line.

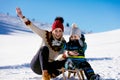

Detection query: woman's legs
xmin=30 ymin=46 xmax=66 ymax=79
xmin=39 ymin=46 xmax=49 ymax=70
xmin=30 ymin=46 xmax=50 ymax=80
xmin=38 ymin=46 xmax=50 ymax=80
xmin=47 ymin=60 xmax=66 ymax=77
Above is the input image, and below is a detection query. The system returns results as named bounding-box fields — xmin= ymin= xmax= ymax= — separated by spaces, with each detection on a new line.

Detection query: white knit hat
xmin=70 ymin=23 xmax=81 ymax=38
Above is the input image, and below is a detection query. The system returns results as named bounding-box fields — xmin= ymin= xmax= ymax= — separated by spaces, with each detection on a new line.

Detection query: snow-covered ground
xmin=0 ymin=14 xmax=120 ymax=80
xmin=0 ymin=29 xmax=120 ymax=80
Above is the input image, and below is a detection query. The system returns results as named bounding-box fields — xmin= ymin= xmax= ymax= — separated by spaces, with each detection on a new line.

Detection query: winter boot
xmin=42 ymin=71 xmax=51 ymax=80
xmin=90 ymin=74 xmax=100 ymax=80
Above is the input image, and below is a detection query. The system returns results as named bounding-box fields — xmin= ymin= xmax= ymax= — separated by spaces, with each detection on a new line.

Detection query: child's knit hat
xmin=70 ymin=23 xmax=81 ymax=38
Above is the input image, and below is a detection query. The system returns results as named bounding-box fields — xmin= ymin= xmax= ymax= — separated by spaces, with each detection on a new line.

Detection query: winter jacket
xmin=21 ymin=17 xmax=66 ymax=62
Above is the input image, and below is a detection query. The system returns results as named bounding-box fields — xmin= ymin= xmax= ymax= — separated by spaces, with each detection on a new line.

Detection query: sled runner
xmin=59 ymin=67 xmax=85 ymax=80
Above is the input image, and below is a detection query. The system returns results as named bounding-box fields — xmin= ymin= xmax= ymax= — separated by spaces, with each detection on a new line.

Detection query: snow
xmin=0 ymin=33 xmax=41 ymax=66
xmin=0 ymin=29 xmax=120 ymax=80
xmin=85 ymin=29 xmax=120 ymax=58
xmin=0 ymin=14 xmax=120 ymax=79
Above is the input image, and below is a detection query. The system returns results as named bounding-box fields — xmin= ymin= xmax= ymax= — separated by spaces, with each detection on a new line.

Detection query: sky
xmin=0 ymin=0 xmax=120 ymax=33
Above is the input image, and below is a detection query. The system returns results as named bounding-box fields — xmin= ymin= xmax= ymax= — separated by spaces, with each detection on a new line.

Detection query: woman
xmin=16 ymin=7 xmax=66 ymax=80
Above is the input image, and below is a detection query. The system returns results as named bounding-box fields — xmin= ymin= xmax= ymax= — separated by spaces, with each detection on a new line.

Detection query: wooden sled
xmin=60 ymin=67 xmax=85 ymax=80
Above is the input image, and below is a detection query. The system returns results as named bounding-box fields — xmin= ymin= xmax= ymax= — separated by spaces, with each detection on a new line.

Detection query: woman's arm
xmin=16 ymin=7 xmax=46 ymax=38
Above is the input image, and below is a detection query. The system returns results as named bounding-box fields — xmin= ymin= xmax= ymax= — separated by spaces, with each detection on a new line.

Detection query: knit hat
xmin=70 ymin=23 xmax=81 ymax=38
xmin=52 ymin=17 xmax=64 ymax=32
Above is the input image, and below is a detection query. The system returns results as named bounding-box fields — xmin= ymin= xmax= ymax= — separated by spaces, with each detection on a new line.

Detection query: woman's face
xmin=52 ymin=28 xmax=63 ymax=40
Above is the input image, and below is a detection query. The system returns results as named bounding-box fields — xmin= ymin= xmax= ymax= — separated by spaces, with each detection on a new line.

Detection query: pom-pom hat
xmin=52 ymin=17 xmax=64 ymax=32
xmin=70 ymin=23 xmax=81 ymax=38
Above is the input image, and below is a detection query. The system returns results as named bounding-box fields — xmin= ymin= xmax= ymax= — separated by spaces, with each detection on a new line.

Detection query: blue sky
xmin=0 ymin=0 xmax=120 ymax=33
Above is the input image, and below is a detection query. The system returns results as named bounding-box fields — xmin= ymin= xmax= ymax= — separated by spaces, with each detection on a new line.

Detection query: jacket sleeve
xmin=82 ymin=42 xmax=87 ymax=53
xmin=21 ymin=17 xmax=46 ymax=38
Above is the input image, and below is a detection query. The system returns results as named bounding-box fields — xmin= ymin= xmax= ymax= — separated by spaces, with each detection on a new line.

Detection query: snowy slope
xmin=0 ymin=14 xmax=120 ymax=80
xmin=0 ymin=14 xmax=32 ymax=34
xmin=0 ymin=29 xmax=120 ymax=80
xmin=0 ymin=13 xmax=71 ymax=35
xmin=85 ymin=29 xmax=120 ymax=58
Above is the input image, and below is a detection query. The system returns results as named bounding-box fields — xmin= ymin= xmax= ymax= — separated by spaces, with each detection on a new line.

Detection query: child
xmin=64 ymin=23 xmax=100 ymax=80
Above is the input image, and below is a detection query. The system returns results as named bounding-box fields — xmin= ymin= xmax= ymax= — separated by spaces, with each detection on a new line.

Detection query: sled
xmin=59 ymin=67 xmax=85 ymax=80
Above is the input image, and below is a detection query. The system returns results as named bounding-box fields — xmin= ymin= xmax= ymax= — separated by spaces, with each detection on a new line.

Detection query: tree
xmin=66 ymin=23 xmax=70 ymax=27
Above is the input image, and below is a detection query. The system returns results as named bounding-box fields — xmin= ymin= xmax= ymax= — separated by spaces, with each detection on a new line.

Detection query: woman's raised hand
xmin=16 ymin=7 xmax=23 ymax=18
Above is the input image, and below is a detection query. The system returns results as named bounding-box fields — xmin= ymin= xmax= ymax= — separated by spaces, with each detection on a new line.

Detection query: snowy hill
xmin=0 ymin=14 xmax=120 ymax=79
xmin=0 ymin=14 xmax=32 ymax=34
xmin=85 ymin=29 xmax=120 ymax=58
xmin=0 ymin=13 xmax=71 ymax=35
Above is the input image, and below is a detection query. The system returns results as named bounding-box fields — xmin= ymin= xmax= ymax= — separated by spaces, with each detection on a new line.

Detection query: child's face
xmin=70 ymin=35 xmax=80 ymax=40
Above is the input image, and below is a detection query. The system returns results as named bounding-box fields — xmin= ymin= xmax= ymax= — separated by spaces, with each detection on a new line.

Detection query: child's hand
xmin=68 ymin=51 xmax=79 ymax=56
